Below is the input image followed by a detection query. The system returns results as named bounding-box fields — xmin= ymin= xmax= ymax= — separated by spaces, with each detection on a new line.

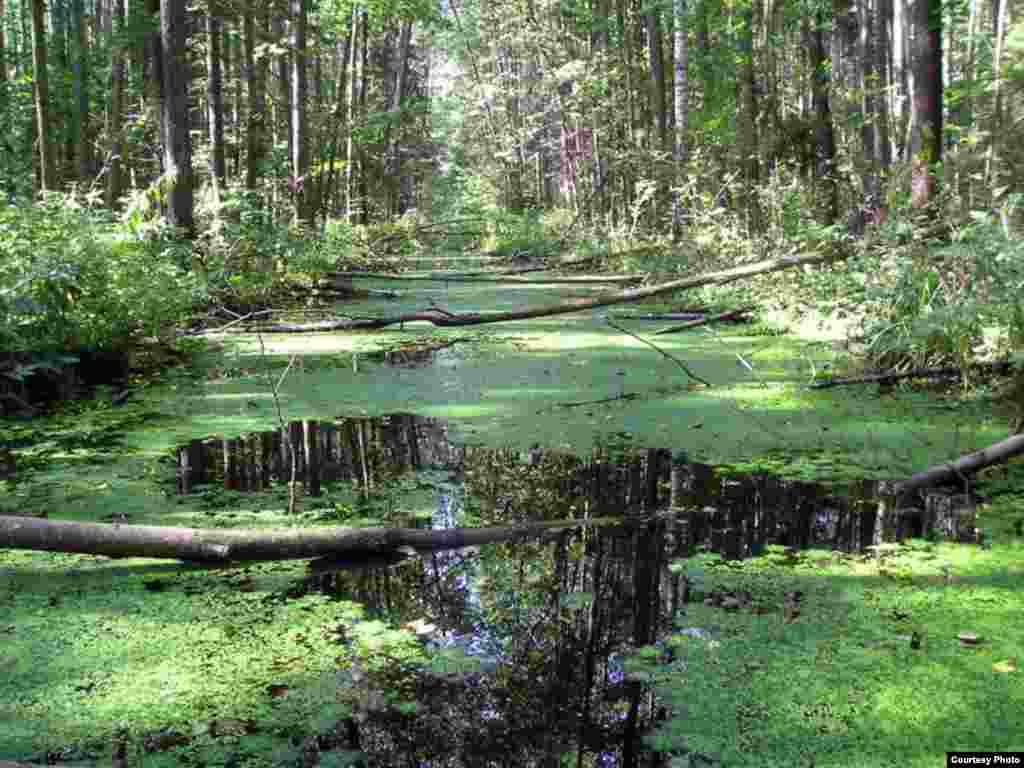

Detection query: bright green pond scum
xmin=171 ymin=273 xmax=1006 ymax=481
xmin=1 ymin=273 xmax=1022 ymax=766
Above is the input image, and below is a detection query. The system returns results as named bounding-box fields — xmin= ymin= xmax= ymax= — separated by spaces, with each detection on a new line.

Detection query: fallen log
xmin=255 ymin=252 xmax=830 ymax=333
xmin=0 ymin=515 xmax=630 ymax=563
xmin=894 ymin=433 xmax=1024 ymax=496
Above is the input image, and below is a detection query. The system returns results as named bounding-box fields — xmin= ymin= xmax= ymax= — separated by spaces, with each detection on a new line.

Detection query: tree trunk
xmin=206 ymin=1 xmax=226 ymax=197
xmin=985 ymin=0 xmax=1009 ymax=185
xmin=738 ymin=4 xmax=760 ymax=230
xmin=385 ymin=20 xmax=414 ymax=217
xmin=31 ymin=0 xmax=57 ymax=192
xmin=71 ymin=0 xmax=90 ymax=179
xmin=859 ymin=0 xmax=879 ymax=201
xmin=51 ymin=0 xmax=69 ymax=178
xmin=908 ymin=0 xmax=941 ymax=207
xmin=0 ymin=515 xmax=619 ymax=563
xmin=105 ymin=0 xmax=125 ymax=206
xmin=346 ymin=4 xmax=360 ymax=224
xmin=161 ymin=0 xmax=194 ymax=237
xmin=243 ymin=6 xmax=266 ymax=192
xmin=316 ymin=34 xmax=349 ymax=223
xmin=357 ymin=11 xmax=368 ymax=224
xmin=646 ymin=8 xmax=667 ymax=149
xmin=143 ymin=0 xmax=163 ymax=161
xmin=893 ymin=0 xmax=909 ymax=158
xmin=874 ymin=0 xmax=893 ymax=171
xmin=807 ymin=13 xmax=837 ymax=224
xmin=671 ymin=0 xmax=689 ymax=242
xmin=834 ymin=0 xmax=861 ymax=159
xmin=291 ymin=0 xmax=310 ymax=224
xmin=0 ymin=0 xmax=6 ymax=85
xmin=273 ymin=13 xmax=291 ymax=189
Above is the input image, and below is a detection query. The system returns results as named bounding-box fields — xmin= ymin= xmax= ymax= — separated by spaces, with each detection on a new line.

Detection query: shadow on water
xmin=173 ymin=416 xmax=979 ymax=767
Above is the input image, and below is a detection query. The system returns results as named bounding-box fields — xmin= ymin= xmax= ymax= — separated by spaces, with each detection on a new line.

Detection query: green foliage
xmin=483 ymin=208 xmax=561 ymax=260
xmin=195 ymin=190 xmax=341 ymax=307
xmin=0 ymin=77 xmax=37 ymax=201
xmin=0 ymin=194 xmax=202 ymax=357
xmin=856 ymin=216 xmax=1024 ymax=370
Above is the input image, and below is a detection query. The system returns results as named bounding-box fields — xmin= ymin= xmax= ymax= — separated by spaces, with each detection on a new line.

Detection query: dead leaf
xmin=993 ymin=658 xmax=1017 ymax=674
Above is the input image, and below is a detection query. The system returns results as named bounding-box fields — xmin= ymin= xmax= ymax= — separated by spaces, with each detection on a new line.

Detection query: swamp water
xmin=169 ymin=414 xmax=979 ymax=767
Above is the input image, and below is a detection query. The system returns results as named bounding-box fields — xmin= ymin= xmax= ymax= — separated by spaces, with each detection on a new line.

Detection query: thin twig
xmin=606 ymin=319 xmax=712 ymax=387
xmin=208 ymin=309 xmax=275 ymax=334
xmin=257 ymin=329 xmax=300 ymax=515
xmin=275 ymin=356 xmax=298 ymax=398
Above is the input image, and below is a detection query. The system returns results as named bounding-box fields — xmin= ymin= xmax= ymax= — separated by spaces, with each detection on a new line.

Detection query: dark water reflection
xmin=173 ymin=415 xmax=977 ymax=767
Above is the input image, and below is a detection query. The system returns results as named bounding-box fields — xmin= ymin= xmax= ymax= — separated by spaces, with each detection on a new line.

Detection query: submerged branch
xmin=606 ymin=319 xmax=712 ymax=386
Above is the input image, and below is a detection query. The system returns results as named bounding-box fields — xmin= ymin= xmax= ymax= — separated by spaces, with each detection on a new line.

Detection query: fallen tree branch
xmin=0 ymin=515 xmax=633 ymax=563
xmin=653 ymin=306 xmax=756 ymax=335
xmin=606 ymin=319 xmax=712 ymax=386
xmin=894 ymin=433 xmax=1024 ymax=496
xmin=809 ymin=361 xmax=1016 ymax=389
xmin=607 ymin=312 xmax=706 ymax=322
xmin=254 ymin=252 xmax=831 ymax=333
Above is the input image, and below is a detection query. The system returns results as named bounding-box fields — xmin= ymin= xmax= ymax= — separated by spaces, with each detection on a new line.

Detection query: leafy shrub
xmin=0 ymin=194 xmax=202 ymax=357
xmin=858 ymin=215 xmax=1024 ymax=370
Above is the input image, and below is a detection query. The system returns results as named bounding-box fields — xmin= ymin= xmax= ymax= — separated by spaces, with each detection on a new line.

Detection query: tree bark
xmin=161 ymin=0 xmax=194 ymax=236
xmin=51 ymin=0 xmax=69 ymax=178
xmin=671 ymin=0 xmax=689 ymax=242
xmin=0 ymin=515 xmax=624 ymax=563
xmin=346 ymin=4 xmax=361 ymax=224
xmin=0 ymin=0 xmax=6 ymax=85
xmin=206 ymin=0 xmax=226 ymax=196
xmin=243 ymin=6 xmax=266 ymax=192
xmin=31 ymin=0 xmax=57 ymax=192
xmin=985 ymin=0 xmax=1009 ymax=184
xmin=385 ymin=20 xmax=414 ymax=216
xmin=71 ymin=0 xmax=90 ymax=179
xmin=738 ymin=4 xmax=760 ymax=230
xmin=874 ymin=0 xmax=893 ymax=171
xmin=105 ymin=0 xmax=126 ymax=206
xmin=273 ymin=12 xmax=291 ymax=189
xmin=807 ymin=12 xmax=837 ymax=224
xmin=646 ymin=8 xmax=667 ymax=149
xmin=291 ymin=0 xmax=310 ymax=224
xmin=908 ymin=0 xmax=942 ymax=208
